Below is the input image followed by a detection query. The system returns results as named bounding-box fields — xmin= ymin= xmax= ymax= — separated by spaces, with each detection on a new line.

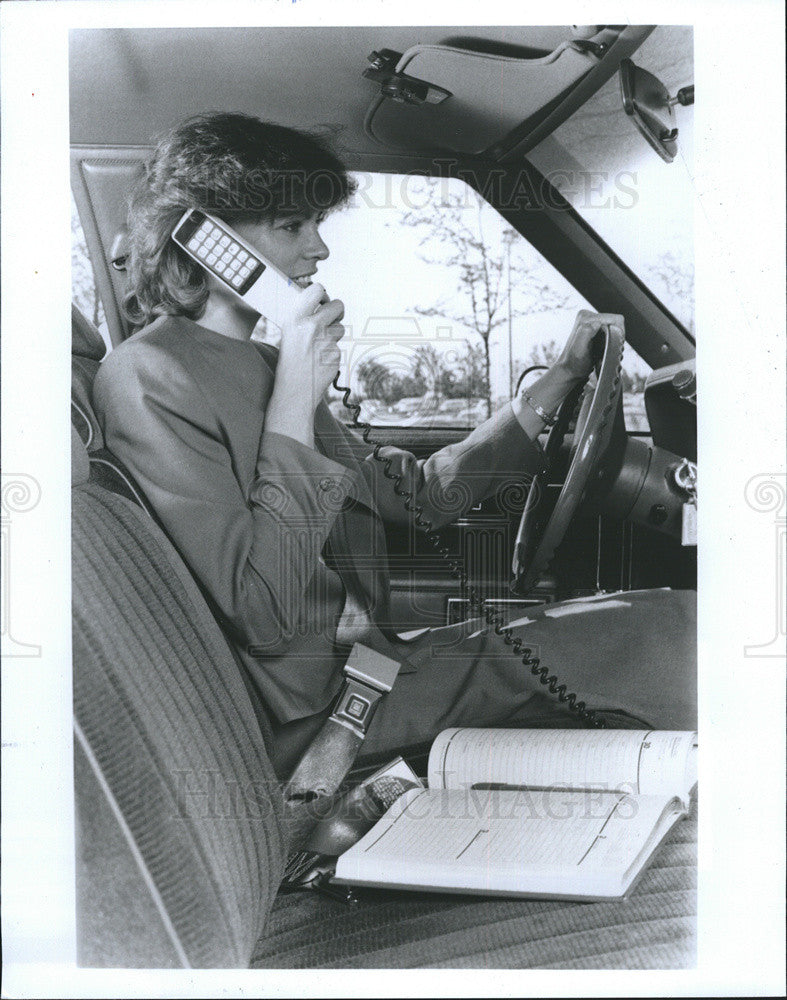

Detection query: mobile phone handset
xmin=171 ymin=208 xmax=302 ymax=328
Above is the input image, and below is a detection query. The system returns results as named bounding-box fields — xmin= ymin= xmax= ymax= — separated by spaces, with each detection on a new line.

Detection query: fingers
xmin=575 ymin=310 xmax=624 ymax=334
xmin=288 ymin=292 xmax=345 ymax=349
xmin=594 ymin=313 xmax=624 ymax=335
xmin=293 ymin=281 xmax=326 ymax=317
xmin=316 ymin=298 xmax=345 ymax=325
xmin=318 ymin=344 xmax=341 ymax=372
xmin=291 ymin=282 xmax=344 ymax=320
xmin=279 ymin=284 xmax=346 ymax=399
xmin=555 ymin=310 xmax=625 ymax=382
xmin=324 ymin=322 xmax=344 ymax=343
xmin=316 ymin=323 xmax=344 ymax=373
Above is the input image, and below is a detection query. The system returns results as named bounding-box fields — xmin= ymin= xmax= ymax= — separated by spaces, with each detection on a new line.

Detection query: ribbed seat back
xmin=73 ymin=479 xmax=287 ymax=967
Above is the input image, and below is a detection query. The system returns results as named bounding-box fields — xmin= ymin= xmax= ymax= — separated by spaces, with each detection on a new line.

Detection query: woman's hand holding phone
xmin=265 ymin=282 xmax=346 ymax=450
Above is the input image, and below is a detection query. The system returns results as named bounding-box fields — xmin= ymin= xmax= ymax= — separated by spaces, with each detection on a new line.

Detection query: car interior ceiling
xmin=69 ymin=25 xmax=606 ymax=147
xmin=71 ymin=24 xmax=692 ymax=372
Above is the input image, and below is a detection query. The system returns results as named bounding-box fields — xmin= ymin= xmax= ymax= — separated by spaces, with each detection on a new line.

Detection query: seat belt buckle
xmin=331 ymin=644 xmax=401 ymax=736
xmin=284 ymin=644 xmax=403 ymax=819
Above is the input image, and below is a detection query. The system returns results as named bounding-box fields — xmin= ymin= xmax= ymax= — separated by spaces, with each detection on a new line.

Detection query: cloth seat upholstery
xmin=253 ymin=798 xmax=697 ymax=969
xmin=72 ymin=434 xmax=288 ymax=967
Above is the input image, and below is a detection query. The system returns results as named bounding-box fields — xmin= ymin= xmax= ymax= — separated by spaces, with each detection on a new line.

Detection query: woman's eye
xmin=281 ymin=220 xmax=302 ymax=234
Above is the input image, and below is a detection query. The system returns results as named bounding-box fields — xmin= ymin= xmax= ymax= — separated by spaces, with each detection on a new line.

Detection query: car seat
xmin=71 ymin=307 xmax=288 ymax=967
xmin=71 ymin=303 xmax=153 ymax=513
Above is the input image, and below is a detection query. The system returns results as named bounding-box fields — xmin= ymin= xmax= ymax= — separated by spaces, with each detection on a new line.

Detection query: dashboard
xmin=645 ymin=358 xmax=697 ymax=462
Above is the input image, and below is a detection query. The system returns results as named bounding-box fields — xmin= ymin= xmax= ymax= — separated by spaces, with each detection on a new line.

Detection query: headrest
xmin=72 ymin=302 xmax=107 ymax=361
xmin=72 ymin=423 xmax=91 ymax=486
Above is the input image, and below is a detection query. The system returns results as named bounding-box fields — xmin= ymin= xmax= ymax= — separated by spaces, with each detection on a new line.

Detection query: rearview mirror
xmin=619 ymin=58 xmax=692 ymax=163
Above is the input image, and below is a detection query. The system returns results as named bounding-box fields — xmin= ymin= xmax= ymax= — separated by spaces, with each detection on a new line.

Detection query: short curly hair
xmin=123 ymin=113 xmax=356 ymax=326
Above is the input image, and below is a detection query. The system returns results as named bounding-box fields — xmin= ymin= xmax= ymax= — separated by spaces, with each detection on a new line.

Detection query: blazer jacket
xmin=93 ymin=315 xmax=545 ymax=723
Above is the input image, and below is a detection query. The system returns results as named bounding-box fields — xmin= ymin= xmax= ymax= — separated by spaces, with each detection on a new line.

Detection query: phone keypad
xmin=182 ymin=216 xmax=263 ymax=291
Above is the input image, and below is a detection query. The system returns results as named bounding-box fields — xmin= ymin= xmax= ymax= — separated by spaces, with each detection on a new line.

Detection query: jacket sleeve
xmin=92 ymin=343 xmax=359 ymax=651
xmin=342 ymin=404 xmax=546 ymax=529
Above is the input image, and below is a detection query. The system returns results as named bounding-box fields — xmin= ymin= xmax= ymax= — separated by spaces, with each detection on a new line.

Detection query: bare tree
xmin=645 ymin=251 xmax=695 ymax=334
xmin=395 ymin=178 xmax=571 ymax=417
xmin=444 ymin=339 xmax=489 ymax=400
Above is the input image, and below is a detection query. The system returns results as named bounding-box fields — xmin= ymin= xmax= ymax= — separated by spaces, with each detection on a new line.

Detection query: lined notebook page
xmin=428 ymin=729 xmax=697 ymax=803
xmin=335 ymin=787 xmax=678 ymax=896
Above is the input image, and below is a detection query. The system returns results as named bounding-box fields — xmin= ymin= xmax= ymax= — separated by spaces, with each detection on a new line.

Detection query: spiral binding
xmin=332 ymin=375 xmax=605 ymax=728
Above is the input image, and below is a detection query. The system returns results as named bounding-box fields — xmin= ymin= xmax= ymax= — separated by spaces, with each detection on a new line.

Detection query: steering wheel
xmin=511 ymin=324 xmax=626 ymax=596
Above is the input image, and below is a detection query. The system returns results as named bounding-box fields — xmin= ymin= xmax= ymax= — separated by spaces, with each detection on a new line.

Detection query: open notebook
xmin=334 ymin=729 xmax=697 ymax=901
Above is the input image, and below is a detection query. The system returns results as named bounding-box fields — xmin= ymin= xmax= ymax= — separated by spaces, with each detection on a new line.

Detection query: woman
xmin=93 ymin=113 xmax=696 ymax=776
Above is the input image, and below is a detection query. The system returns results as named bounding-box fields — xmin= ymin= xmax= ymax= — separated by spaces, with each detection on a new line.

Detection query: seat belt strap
xmin=283 ymin=644 xmax=401 ymax=829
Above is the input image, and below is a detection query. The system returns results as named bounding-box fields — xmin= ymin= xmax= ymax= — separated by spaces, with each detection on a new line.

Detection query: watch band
xmin=522 ymin=393 xmax=558 ymax=426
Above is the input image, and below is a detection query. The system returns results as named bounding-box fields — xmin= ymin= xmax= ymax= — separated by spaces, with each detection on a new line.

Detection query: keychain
xmin=673 ymin=459 xmax=697 ymax=546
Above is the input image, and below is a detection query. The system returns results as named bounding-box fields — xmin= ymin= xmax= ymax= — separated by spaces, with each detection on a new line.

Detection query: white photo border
xmin=1 ymin=1 xmax=784 ymax=997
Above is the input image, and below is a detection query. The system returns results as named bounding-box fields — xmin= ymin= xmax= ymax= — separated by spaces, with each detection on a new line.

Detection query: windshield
xmin=310 ymin=173 xmax=652 ymax=430
xmin=528 ymin=26 xmax=695 ymax=336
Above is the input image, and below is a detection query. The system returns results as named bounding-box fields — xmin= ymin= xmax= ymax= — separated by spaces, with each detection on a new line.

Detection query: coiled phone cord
xmin=333 ymin=376 xmax=605 ymax=729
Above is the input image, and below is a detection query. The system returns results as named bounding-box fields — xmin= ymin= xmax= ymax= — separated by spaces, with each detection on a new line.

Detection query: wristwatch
xmin=522 ymin=393 xmax=558 ymax=426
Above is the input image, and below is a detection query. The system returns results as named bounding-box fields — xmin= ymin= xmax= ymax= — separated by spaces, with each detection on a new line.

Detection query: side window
xmin=319 ymin=174 xmax=650 ymax=431
xmin=72 ymin=195 xmax=111 ymax=351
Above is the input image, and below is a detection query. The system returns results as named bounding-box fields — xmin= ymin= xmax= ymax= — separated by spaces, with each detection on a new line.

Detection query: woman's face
xmin=231 ymin=212 xmax=330 ymax=287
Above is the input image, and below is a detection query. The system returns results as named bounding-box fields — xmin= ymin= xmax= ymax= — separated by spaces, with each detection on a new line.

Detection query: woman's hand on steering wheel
xmin=511 ymin=314 xmax=627 ymax=595
xmin=554 ymin=309 xmax=626 ymax=383
xmin=512 ymin=310 xmax=625 ymax=441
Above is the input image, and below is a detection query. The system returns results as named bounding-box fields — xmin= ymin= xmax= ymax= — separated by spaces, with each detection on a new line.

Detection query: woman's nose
xmin=304 ymin=223 xmax=329 ymax=260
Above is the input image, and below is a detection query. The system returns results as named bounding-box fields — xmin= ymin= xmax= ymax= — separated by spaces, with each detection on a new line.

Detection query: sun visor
xmin=364 ymin=29 xmax=626 ymax=156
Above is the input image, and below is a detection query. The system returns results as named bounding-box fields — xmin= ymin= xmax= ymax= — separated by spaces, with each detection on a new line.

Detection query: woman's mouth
xmin=292 ymin=275 xmax=314 ymax=289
